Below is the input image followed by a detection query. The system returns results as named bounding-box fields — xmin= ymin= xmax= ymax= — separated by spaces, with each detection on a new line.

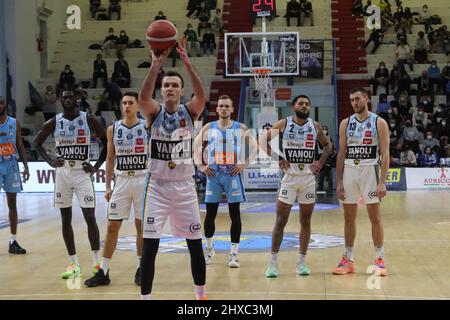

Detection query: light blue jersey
xmin=205 ymin=121 xmax=246 ymax=204
xmin=0 ymin=116 xmax=22 ymax=192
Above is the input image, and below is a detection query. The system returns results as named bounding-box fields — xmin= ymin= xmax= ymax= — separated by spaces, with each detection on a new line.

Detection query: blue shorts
xmin=205 ymin=172 xmax=246 ymax=203
xmin=0 ymin=160 xmax=23 ymax=193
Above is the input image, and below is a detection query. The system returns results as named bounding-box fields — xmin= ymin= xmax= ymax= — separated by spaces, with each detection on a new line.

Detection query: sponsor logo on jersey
xmin=305 ymin=141 xmax=315 ymax=148
xmin=136 ymin=138 xmax=144 ymax=145
xmin=289 ymin=133 xmax=295 ymax=139
xmin=77 ymin=137 xmax=87 ymax=144
xmin=69 ymin=125 xmax=75 ymax=131
xmin=150 ymin=139 xmax=192 ymax=161
xmin=116 ymin=155 xmax=146 ymax=171
xmin=363 ymin=139 xmax=372 ymax=145
xmin=135 ymin=146 xmax=145 ymax=153
xmin=284 ymin=148 xmax=315 ymax=164
xmin=137 ymin=129 xmax=143 ymax=136
xmin=0 ymin=143 xmax=15 ymax=156
xmin=179 ymin=119 xmax=186 ymax=127
xmin=78 ymin=129 xmax=85 ymax=136
xmin=56 ymin=145 xmax=89 ymax=160
xmin=307 ymin=134 xmax=314 ymax=140
xmin=365 ymin=131 xmax=372 ymax=137
xmin=346 ymin=146 xmax=377 ymax=159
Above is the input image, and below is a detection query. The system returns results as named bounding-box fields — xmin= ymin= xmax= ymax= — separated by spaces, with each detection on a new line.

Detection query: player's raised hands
xmin=176 ymin=37 xmax=191 ymax=66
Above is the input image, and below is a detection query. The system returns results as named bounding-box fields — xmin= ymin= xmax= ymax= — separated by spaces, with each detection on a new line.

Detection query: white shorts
xmin=343 ymin=165 xmax=380 ymax=204
xmin=277 ymin=173 xmax=316 ymax=205
xmin=108 ymin=173 xmax=147 ymax=220
xmin=142 ymin=177 xmax=202 ymax=239
xmin=54 ymin=167 xmax=95 ymax=209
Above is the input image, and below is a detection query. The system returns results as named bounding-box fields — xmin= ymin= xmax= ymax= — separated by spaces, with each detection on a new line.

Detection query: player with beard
xmin=261 ymin=95 xmax=332 ymax=277
xmin=0 ymin=96 xmax=30 ymax=254
xmin=33 ymin=90 xmax=107 ymax=279
xmin=194 ymin=95 xmax=257 ymax=268
xmin=333 ymin=87 xmax=390 ymax=276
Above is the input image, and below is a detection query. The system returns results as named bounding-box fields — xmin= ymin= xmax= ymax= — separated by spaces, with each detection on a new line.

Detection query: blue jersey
xmin=207 ymin=121 xmax=242 ymax=174
xmin=0 ymin=116 xmax=18 ymax=163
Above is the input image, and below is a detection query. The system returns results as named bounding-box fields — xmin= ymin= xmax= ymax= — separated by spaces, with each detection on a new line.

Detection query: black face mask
xmin=296 ymin=110 xmax=309 ymax=119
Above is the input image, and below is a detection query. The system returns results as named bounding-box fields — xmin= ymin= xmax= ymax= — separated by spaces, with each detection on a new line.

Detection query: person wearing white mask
xmin=422 ymin=131 xmax=440 ymax=151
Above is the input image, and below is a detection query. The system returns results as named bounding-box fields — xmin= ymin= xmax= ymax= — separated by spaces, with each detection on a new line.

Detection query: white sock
xmin=194 ymin=285 xmax=206 ymax=299
xmin=137 ymin=256 xmax=142 ymax=269
xmin=141 ymin=294 xmax=152 ymax=300
xmin=92 ymin=250 xmax=100 ymax=266
xmin=10 ymin=234 xmax=16 ymax=244
xmin=270 ymin=252 xmax=278 ymax=263
xmin=298 ymin=253 xmax=307 ymax=265
xmin=230 ymin=243 xmax=239 ymax=254
xmin=375 ymin=246 xmax=384 ymax=259
xmin=206 ymin=237 xmax=214 ymax=249
xmin=344 ymin=247 xmax=354 ymax=261
xmin=69 ymin=255 xmax=79 ymax=265
xmin=100 ymin=257 xmax=110 ymax=272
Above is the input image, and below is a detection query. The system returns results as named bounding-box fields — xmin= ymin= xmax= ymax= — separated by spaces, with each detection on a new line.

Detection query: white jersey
xmin=148 ymin=104 xmax=195 ymax=181
xmin=54 ymin=111 xmax=90 ymax=168
xmin=281 ymin=117 xmax=317 ymax=176
xmin=113 ymin=119 xmax=148 ymax=176
xmin=344 ymin=112 xmax=380 ymax=167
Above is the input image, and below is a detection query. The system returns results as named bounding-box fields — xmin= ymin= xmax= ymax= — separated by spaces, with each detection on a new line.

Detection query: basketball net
xmin=252 ymin=67 xmax=274 ymax=108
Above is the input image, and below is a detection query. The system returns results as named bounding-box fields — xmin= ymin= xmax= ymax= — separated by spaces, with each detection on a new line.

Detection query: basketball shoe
xmin=373 ymin=258 xmax=388 ymax=276
xmin=84 ymin=268 xmax=110 ymax=287
xmin=265 ymin=261 xmax=279 ymax=278
xmin=204 ymin=246 xmax=215 ymax=265
xmin=62 ymin=263 xmax=82 ymax=279
xmin=296 ymin=262 xmax=310 ymax=276
xmin=228 ymin=252 xmax=240 ymax=268
xmin=333 ymin=256 xmax=355 ymax=275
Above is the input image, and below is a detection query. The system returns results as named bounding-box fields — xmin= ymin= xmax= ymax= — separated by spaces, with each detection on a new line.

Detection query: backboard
xmin=224 ymin=32 xmax=300 ymax=78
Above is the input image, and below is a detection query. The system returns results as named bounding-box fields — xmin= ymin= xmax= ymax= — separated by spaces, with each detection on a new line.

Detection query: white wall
xmin=3 ymin=0 xmax=70 ymax=123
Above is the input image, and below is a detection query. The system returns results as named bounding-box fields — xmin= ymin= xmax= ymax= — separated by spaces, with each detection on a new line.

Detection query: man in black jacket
xmin=285 ymin=0 xmax=301 ymax=27
xmin=371 ymin=62 xmax=390 ymax=95
xmin=93 ymin=54 xmax=108 ymax=88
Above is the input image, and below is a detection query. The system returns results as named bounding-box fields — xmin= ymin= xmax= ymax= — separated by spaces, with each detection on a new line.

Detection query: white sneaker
xmin=228 ymin=252 xmax=240 ymax=268
xmin=204 ymin=246 xmax=215 ymax=265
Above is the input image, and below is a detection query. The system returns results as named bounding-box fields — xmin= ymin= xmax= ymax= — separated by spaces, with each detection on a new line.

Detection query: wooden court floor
xmin=1 ymin=190 xmax=450 ymax=300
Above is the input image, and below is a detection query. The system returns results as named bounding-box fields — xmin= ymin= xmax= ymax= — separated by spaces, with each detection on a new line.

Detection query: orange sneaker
xmin=333 ymin=256 xmax=355 ymax=275
xmin=197 ymin=296 xmax=208 ymax=300
xmin=373 ymin=258 xmax=388 ymax=276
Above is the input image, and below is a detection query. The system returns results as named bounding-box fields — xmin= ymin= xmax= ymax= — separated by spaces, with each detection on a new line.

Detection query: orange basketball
xmin=146 ymin=20 xmax=178 ymax=56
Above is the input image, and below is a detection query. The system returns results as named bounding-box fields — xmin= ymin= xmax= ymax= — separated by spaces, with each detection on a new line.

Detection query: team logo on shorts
xmin=147 ymin=217 xmax=154 ymax=224
xmin=306 ymin=192 xmax=315 ymax=200
xmin=110 ymin=203 xmax=116 ymax=209
xmin=84 ymin=195 xmax=94 ymax=203
xmin=168 ymin=161 xmax=176 ymax=170
xmin=56 ymin=193 xmax=62 ymax=198
xmin=368 ymin=191 xmax=378 ymax=199
xmin=128 ymin=171 xmax=135 ymax=177
xmin=354 ymin=159 xmax=360 ymax=165
xmin=298 ymin=164 xmax=305 ymax=170
xmin=69 ymin=161 xmax=76 ymax=167
xmin=189 ymin=223 xmax=201 ymax=233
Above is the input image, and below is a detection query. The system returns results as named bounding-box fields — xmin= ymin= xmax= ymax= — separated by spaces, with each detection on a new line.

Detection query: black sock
xmin=186 ymin=239 xmax=206 ymax=286
xmin=140 ymin=238 xmax=160 ymax=295
xmin=228 ymin=202 xmax=242 ymax=244
xmin=204 ymin=203 xmax=219 ymax=239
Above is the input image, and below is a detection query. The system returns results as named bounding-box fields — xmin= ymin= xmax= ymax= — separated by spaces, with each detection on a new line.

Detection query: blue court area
xmin=199 ymin=202 xmax=341 ymax=214
xmin=115 ymin=232 xmax=345 ymax=253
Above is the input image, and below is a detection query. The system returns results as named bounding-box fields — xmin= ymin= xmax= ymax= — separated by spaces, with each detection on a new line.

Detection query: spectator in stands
xmin=201 ymin=28 xmax=216 ymax=56
xmin=412 ymin=105 xmax=428 ymax=133
xmin=397 ymin=65 xmax=412 ymax=94
xmin=436 ymin=136 xmax=450 ymax=159
xmin=442 ymin=25 xmax=450 ymax=55
xmin=187 ymin=0 xmax=202 ymax=18
xmin=92 ymin=54 xmax=108 ymax=88
xmin=364 ymin=28 xmax=384 ymax=54
xmin=154 ymin=10 xmax=166 ymax=21
xmin=395 ymin=38 xmax=413 ymax=72
xmin=418 ymin=146 xmax=439 ymax=167
xmin=434 ymin=118 xmax=450 ymax=140
xmin=399 ymin=142 xmax=417 ymax=166
xmin=386 ymin=104 xmax=401 ymax=124
xmin=402 ymin=119 xmax=422 ymax=153
xmin=103 ymin=81 xmax=122 ymax=110
xmin=389 ymin=65 xmax=400 ymax=94
xmin=184 ymin=23 xmax=201 ymax=57
xmin=90 ymin=0 xmax=102 ymax=19
xmin=402 ymin=7 xmax=413 ymax=34
xmin=58 ymin=64 xmax=76 ymax=94
xmin=423 ymin=131 xmax=440 ymax=150
xmin=285 ymin=0 xmax=302 ymax=27
xmin=300 ymin=0 xmax=313 ymax=26
xmin=381 ymin=6 xmax=395 ymax=31
xmin=441 ymin=61 xmax=450 ymax=94
xmin=418 ymin=95 xmax=434 ymax=115
xmin=432 ymin=104 xmax=446 ymax=127
xmin=112 ymin=54 xmax=130 ymax=88
xmin=429 ymin=29 xmax=443 ymax=54
xmin=377 ymin=0 xmax=389 ymax=12
xmin=388 ymin=118 xmax=402 ymax=147
xmin=42 ymin=85 xmax=58 ymax=121
xmin=416 ymin=4 xmax=431 ymax=33
xmin=108 ymin=0 xmax=121 ymax=20
xmin=101 ymin=27 xmax=118 ymax=57
xmin=363 ymin=0 xmax=372 ymax=15
xmin=116 ymin=30 xmax=129 ymax=56
xmin=376 ymin=93 xmax=390 ymax=117
xmin=416 ymin=71 xmax=433 ymax=99
xmin=372 ymin=61 xmax=390 ymax=95
xmin=197 ymin=8 xmax=211 ymax=38
xmin=414 ymin=32 xmax=428 ymax=64
xmin=428 ymin=61 xmax=442 ymax=94
xmin=95 ymin=110 xmax=107 ymax=130
xmin=397 ymin=92 xmax=411 ymax=117
xmin=393 ymin=6 xmax=404 ymax=32
xmin=211 ymin=8 xmax=224 ymax=34
xmin=113 ymin=108 xmax=122 ymax=123
xmin=351 ymin=0 xmax=363 ymax=16
xmin=205 ymin=0 xmax=218 ymax=12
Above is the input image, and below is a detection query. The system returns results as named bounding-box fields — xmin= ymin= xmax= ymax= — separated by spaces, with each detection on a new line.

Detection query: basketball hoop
xmin=252 ymin=67 xmax=273 ymax=92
